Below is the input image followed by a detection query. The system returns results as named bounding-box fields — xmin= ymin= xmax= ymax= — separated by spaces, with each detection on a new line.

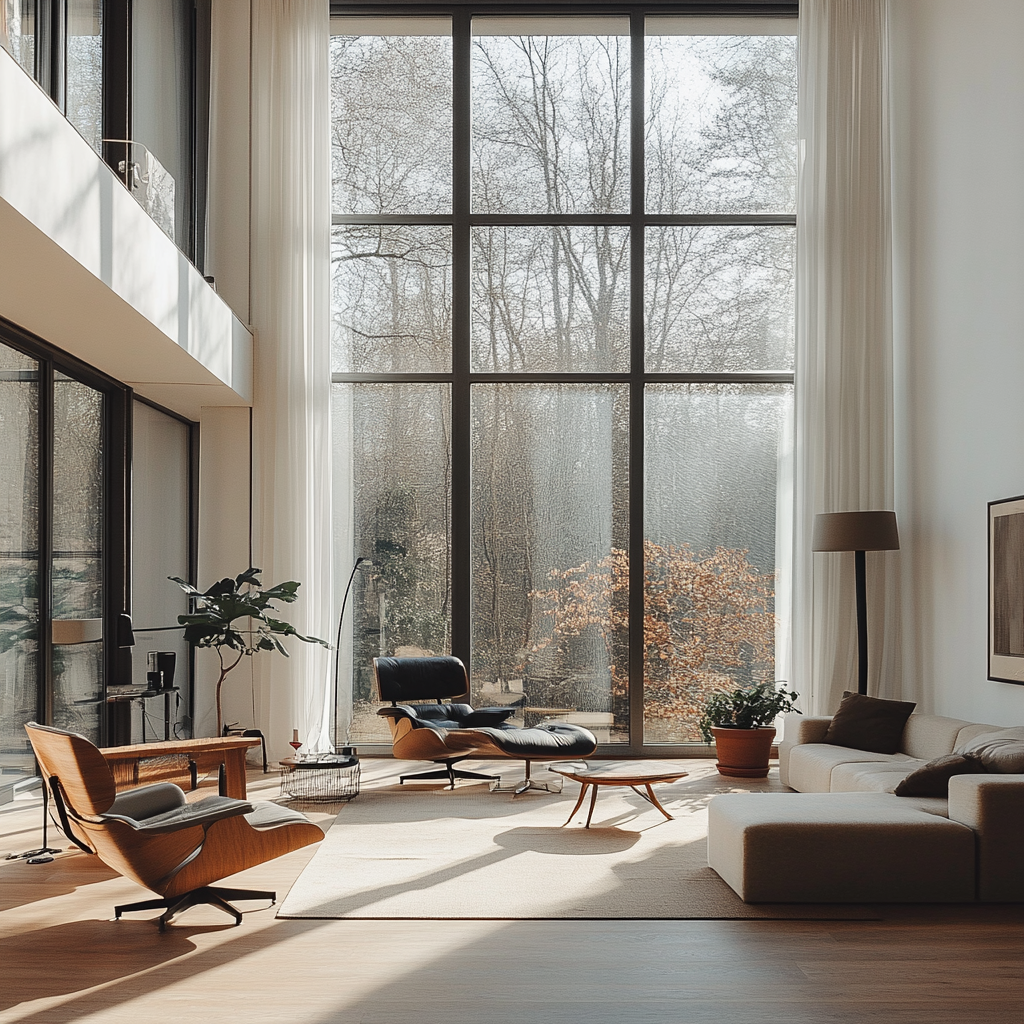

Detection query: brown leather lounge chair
xmin=373 ymin=656 xmax=598 ymax=793
xmin=24 ymin=722 xmax=323 ymax=930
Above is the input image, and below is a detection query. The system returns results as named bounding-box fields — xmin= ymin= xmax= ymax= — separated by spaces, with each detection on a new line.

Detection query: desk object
xmin=99 ymin=736 xmax=261 ymax=799
xmin=106 ymin=685 xmax=180 ymax=743
xmin=551 ymin=761 xmax=688 ymax=828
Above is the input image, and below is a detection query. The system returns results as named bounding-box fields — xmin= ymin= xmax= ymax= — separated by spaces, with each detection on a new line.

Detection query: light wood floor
xmin=1 ymin=759 xmax=1022 ymax=1024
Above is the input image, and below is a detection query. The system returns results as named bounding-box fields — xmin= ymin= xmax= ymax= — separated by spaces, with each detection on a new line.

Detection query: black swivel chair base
xmin=400 ymin=758 xmax=499 ymax=790
xmin=114 ymin=886 xmax=277 ymax=931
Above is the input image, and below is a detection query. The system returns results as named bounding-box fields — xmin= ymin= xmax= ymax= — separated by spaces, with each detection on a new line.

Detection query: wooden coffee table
xmin=551 ymin=761 xmax=688 ymax=828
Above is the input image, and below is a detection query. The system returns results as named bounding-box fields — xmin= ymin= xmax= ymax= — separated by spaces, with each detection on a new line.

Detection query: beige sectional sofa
xmin=707 ymin=712 xmax=1024 ymax=903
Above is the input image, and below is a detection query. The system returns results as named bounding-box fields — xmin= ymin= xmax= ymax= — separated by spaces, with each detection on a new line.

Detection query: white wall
xmin=196 ymin=406 xmax=254 ymax=738
xmin=0 ymin=45 xmax=252 ymax=419
xmin=890 ymin=0 xmax=1024 ymax=725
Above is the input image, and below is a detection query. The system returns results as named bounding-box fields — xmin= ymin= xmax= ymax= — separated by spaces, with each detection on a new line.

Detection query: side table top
xmin=550 ymin=760 xmax=688 ymax=785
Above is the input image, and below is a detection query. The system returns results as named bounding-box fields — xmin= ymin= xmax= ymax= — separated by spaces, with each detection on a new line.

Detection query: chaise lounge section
xmin=708 ymin=708 xmax=1024 ymax=903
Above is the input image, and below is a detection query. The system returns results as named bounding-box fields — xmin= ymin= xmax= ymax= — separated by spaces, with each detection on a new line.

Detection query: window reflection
xmin=0 ymin=342 xmax=40 ymax=776
xmin=51 ymin=372 xmax=104 ymax=740
xmin=66 ymin=0 xmax=103 ymax=155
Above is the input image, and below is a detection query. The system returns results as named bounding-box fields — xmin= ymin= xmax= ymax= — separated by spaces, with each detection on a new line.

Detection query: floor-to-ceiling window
xmin=0 ymin=319 xmax=129 ymax=775
xmin=330 ymin=6 xmax=797 ymax=754
xmin=0 ymin=337 xmax=40 ymax=779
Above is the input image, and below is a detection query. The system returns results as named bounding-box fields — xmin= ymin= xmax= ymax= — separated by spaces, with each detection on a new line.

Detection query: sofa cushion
xmin=893 ymin=753 xmax=987 ymax=796
xmin=787 ymin=743 xmax=914 ymax=793
xmin=824 ymin=693 xmax=917 ymax=754
xmin=830 ymin=758 xmax=930 ymax=794
xmin=900 ymin=714 xmax=974 ymax=760
xmin=956 ymin=727 xmax=1024 ymax=773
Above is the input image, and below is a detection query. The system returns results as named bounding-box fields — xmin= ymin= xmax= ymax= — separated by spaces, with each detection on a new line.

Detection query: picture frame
xmin=989 ymin=495 xmax=1024 ymax=684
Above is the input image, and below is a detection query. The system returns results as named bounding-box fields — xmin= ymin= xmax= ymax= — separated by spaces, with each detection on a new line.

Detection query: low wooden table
xmin=99 ymin=736 xmax=262 ymax=799
xmin=551 ymin=761 xmax=688 ymax=828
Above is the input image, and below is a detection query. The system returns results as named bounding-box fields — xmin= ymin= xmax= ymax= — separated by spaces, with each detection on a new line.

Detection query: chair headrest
xmin=24 ymin=721 xmax=117 ymax=815
xmin=373 ymin=656 xmax=469 ymax=702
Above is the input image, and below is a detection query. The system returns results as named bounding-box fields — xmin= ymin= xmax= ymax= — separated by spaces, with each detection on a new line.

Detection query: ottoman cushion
xmin=708 ymin=792 xmax=976 ymax=903
xmin=466 ymin=723 xmax=598 ymax=759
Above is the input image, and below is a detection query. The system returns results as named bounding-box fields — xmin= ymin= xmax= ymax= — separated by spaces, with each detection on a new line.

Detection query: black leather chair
xmin=373 ymin=656 xmax=597 ymax=792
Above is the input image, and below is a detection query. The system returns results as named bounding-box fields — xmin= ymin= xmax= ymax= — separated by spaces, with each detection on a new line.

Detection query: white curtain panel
xmin=792 ymin=0 xmax=901 ymax=714
xmin=249 ymin=0 xmax=334 ymax=758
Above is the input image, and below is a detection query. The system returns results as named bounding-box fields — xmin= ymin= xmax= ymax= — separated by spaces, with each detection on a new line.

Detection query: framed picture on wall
xmin=989 ymin=495 xmax=1024 ymax=684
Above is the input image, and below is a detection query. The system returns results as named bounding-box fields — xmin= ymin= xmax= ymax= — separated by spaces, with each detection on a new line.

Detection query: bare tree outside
xmin=330 ymin=15 xmax=796 ymax=745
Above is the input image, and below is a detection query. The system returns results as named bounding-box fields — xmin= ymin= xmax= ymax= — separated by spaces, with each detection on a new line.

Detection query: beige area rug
xmin=277 ymin=760 xmax=877 ymax=921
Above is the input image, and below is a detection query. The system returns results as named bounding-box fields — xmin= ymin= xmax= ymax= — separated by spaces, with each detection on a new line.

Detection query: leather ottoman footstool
xmin=707 ymin=792 xmax=977 ymax=903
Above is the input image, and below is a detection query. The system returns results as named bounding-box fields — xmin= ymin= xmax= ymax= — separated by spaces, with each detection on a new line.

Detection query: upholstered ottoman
xmin=707 ymin=792 xmax=977 ymax=903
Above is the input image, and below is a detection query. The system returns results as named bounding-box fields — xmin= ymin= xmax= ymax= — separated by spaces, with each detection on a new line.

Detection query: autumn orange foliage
xmin=530 ymin=541 xmax=775 ymax=739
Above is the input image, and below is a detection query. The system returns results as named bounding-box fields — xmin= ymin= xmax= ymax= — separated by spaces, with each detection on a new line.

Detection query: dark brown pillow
xmin=823 ymin=692 xmax=917 ymax=754
xmin=894 ymin=753 xmax=986 ymax=797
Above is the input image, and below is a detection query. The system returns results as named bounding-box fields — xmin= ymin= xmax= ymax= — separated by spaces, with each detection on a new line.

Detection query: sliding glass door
xmin=0 ymin=321 xmax=129 ymax=769
xmin=50 ymin=371 xmax=105 ymax=738
xmin=0 ymin=342 xmax=40 ymax=777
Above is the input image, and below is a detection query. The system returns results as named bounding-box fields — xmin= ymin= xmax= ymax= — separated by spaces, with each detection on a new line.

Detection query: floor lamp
xmin=812 ymin=511 xmax=900 ymax=696
xmin=331 ymin=557 xmax=375 ymax=753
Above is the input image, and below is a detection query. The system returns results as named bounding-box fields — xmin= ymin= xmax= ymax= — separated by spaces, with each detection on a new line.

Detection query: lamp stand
xmin=855 ymin=549 xmax=868 ymax=695
xmin=331 ymin=558 xmax=371 ymax=753
xmin=5 ymin=773 xmax=62 ymax=864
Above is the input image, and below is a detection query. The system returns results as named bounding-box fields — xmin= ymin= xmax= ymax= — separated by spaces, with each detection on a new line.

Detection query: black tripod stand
xmin=5 ymin=771 xmax=62 ymax=864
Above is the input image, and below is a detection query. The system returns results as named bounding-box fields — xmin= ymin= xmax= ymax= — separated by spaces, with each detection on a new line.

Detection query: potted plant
xmin=698 ymin=681 xmax=800 ymax=778
xmin=170 ymin=568 xmax=329 ymax=735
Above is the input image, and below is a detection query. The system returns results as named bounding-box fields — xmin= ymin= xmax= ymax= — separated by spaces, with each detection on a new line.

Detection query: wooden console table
xmin=99 ymin=736 xmax=262 ymax=799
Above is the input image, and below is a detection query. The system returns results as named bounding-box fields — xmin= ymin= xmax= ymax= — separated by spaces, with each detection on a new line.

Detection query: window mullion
xmin=628 ymin=11 xmax=646 ymax=753
xmin=451 ymin=10 xmax=472 ymax=666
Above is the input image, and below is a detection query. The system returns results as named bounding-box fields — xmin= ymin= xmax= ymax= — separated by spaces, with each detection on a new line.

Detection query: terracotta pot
xmin=710 ymin=726 xmax=776 ymax=778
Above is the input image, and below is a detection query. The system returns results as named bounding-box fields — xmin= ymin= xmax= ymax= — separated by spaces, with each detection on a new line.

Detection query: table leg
xmin=584 ymin=783 xmax=600 ymax=829
xmin=562 ymin=783 xmax=589 ymax=827
xmin=222 ymin=748 xmax=249 ymax=799
xmin=643 ymin=783 xmax=673 ymax=821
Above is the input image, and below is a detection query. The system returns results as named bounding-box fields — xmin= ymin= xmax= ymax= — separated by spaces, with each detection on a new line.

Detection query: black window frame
xmin=0 ymin=316 xmax=201 ymax=751
xmin=0 ymin=313 xmax=129 ymax=746
xmin=332 ymin=1 xmax=798 ymax=756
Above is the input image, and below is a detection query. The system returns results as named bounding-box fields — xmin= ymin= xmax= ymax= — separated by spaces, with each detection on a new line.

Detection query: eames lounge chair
xmin=24 ymin=722 xmax=324 ymax=930
xmin=373 ymin=655 xmax=597 ymax=792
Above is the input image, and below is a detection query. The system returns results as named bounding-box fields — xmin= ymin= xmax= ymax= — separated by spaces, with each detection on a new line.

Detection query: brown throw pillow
xmin=894 ymin=753 xmax=986 ymax=797
xmin=823 ymin=692 xmax=917 ymax=754
xmin=956 ymin=727 xmax=1024 ymax=773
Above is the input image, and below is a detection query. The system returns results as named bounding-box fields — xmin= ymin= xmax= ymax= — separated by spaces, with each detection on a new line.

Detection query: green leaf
xmin=261 ymin=581 xmax=300 ymax=603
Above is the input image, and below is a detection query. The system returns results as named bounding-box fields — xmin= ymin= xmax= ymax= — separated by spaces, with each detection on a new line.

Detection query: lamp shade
xmin=812 ymin=511 xmax=900 ymax=552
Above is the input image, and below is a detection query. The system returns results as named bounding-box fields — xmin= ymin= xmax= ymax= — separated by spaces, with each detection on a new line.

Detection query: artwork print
xmin=989 ymin=495 xmax=1024 ymax=684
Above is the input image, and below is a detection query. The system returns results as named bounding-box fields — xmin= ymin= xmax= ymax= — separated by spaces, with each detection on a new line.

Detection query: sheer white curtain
xmin=792 ymin=0 xmax=901 ymax=714
xmin=249 ymin=0 xmax=333 ymax=758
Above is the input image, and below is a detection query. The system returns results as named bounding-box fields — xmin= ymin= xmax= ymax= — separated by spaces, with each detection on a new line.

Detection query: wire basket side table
xmin=279 ymin=756 xmax=360 ymax=802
